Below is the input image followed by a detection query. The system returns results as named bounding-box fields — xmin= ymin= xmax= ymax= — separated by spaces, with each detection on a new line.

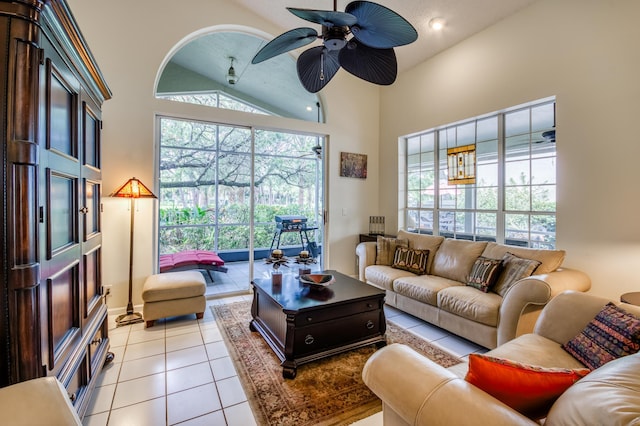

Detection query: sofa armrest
xmin=356 ymin=241 xmax=377 ymax=281
xmin=0 ymin=377 xmax=82 ymax=425
xmin=496 ymin=267 xmax=591 ymax=346
xmin=536 ymin=267 xmax=591 ymax=297
xmin=362 ymin=344 xmax=536 ymax=426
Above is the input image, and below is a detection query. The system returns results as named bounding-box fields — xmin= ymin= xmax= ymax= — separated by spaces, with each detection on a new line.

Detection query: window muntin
xmin=157 ymin=93 xmax=270 ymax=116
xmin=158 ymin=117 xmax=324 ymax=255
xmin=404 ymin=99 xmax=556 ymax=248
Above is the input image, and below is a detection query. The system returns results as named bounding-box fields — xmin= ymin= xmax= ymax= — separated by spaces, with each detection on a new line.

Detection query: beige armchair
xmin=363 ymin=291 xmax=640 ymax=425
xmin=0 ymin=377 xmax=81 ymax=425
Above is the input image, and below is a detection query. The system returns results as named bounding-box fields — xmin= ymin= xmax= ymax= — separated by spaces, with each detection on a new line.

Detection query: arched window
xmin=156 ymin=30 xmax=323 ymax=122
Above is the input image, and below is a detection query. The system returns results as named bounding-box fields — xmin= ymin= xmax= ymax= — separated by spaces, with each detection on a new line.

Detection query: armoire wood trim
xmin=0 ymin=0 xmax=111 ymax=418
xmin=43 ymin=0 xmax=111 ymax=102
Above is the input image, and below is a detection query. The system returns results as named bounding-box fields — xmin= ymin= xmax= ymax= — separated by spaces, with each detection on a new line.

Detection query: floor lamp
xmin=110 ymin=177 xmax=157 ymax=327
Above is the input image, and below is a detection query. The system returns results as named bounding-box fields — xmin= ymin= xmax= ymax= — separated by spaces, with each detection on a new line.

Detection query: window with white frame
xmin=404 ymin=99 xmax=556 ymax=248
xmin=157 ymin=92 xmax=270 ymax=115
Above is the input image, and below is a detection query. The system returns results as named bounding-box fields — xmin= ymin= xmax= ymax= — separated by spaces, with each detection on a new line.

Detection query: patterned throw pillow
xmin=465 ymin=354 xmax=590 ymax=420
xmin=466 ymin=256 xmax=503 ymax=293
xmin=375 ymin=236 xmax=408 ymax=266
xmin=562 ymin=302 xmax=640 ymax=370
xmin=492 ymin=252 xmax=541 ymax=297
xmin=392 ymin=247 xmax=429 ymax=275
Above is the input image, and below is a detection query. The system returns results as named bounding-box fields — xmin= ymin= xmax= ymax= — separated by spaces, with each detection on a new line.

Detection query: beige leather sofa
xmin=0 ymin=376 xmax=82 ymax=425
xmin=363 ymin=291 xmax=640 ymax=425
xmin=356 ymin=230 xmax=591 ymax=348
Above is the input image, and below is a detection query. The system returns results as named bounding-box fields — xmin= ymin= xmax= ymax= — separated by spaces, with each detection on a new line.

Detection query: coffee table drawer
xmin=294 ymin=297 xmax=382 ymax=327
xmin=293 ymin=310 xmax=383 ymax=355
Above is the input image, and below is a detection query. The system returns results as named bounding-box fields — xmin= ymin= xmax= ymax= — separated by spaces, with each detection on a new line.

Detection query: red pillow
xmin=465 ymin=354 xmax=590 ymax=419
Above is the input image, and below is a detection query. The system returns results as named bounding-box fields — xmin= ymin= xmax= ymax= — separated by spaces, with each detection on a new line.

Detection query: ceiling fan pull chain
xmin=320 ymin=52 xmax=325 ymax=81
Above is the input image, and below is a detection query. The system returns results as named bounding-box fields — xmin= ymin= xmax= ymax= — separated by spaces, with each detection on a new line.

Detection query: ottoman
xmin=142 ymin=271 xmax=206 ymax=327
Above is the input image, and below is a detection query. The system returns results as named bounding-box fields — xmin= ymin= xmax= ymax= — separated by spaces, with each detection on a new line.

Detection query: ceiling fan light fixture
xmin=429 ymin=17 xmax=445 ymax=31
xmin=226 ymin=57 xmax=238 ymax=85
xmin=325 ymin=38 xmax=347 ymax=50
xmin=322 ymin=25 xmax=348 ymax=51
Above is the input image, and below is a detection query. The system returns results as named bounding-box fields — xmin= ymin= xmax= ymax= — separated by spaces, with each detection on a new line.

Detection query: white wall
xmin=379 ymin=0 xmax=640 ymax=300
xmin=69 ymin=0 xmax=640 ymax=308
xmin=68 ymin=0 xmax=382 ymax=310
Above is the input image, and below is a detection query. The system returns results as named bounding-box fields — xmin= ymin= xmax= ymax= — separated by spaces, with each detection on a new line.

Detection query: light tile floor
xmin=83 ymin=295 xmax=488 ymax=426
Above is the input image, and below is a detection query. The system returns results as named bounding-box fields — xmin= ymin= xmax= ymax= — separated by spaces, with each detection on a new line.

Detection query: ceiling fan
xmin=251 ymin=0 xmax=418 ymax=93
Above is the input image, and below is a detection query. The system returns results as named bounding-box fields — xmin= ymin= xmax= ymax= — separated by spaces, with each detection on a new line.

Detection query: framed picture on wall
xmin=340 ymin=152 xmax=367 ymax=179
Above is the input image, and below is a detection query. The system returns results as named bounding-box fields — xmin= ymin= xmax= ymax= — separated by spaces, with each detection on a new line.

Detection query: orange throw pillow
xmin=465 ymin=354 xmax=590 ymax=419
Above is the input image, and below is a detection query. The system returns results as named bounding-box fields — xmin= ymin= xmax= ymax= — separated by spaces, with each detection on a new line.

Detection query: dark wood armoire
xmin=0 ymin=0 xmax=111 ymax=418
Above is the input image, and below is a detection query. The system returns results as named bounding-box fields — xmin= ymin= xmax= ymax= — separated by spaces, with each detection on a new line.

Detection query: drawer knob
xmin=304 ymin=334 xmax=315 ymax=345
xmin=366 ymin=320 xmax=375 ymax=329
xmin=307 ymin=317 xmax=313 ymax=322
xmin=367 ymin=303 xmax=373 ymax=308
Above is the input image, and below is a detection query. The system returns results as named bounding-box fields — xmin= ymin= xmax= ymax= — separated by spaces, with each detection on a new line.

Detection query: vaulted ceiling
xmin=156 ymin=0 xmax=538 ymax=122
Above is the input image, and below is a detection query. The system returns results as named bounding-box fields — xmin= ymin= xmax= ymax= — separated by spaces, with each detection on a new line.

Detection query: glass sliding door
xmin=158 ymin=116 xmax=324 ymax=297
xmin=253 ymin=129 xmax=324 ymax=280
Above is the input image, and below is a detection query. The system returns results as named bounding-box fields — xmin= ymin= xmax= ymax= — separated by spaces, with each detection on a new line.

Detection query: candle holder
xmin=265 ymin=250 xmax=289 ymax=271
xmin=271 ymin=270 xmax=283 ymax=285
xmin=297 ymin=266 xmax=312 ymax=278
xmin=294 ymin=250 xmax=317 ymax=266
xmin=294 ymin=250 xmax=316 ymax=278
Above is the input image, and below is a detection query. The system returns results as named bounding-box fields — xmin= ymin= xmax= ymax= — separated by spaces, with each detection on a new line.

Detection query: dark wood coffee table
xmin=250 ymin=270 xmax=386 ymax=379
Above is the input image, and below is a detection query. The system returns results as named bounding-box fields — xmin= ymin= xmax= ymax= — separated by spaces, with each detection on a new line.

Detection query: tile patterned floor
xmin=84 ymin=281 xmax=488 ymax=425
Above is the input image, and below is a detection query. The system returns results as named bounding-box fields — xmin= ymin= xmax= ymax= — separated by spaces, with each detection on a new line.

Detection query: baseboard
xmin=107 ymin=303 xmax=143 ymax=317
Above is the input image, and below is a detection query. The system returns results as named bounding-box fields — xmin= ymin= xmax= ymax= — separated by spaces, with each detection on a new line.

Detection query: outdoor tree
xmin=158 ymin=117 xmax=321 ymax=253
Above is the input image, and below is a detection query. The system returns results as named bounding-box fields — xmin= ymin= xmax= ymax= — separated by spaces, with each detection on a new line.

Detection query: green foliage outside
xmin=406 ymin=157 xmax=556 ymax=247
xmin=159 ymin=203 xmax=318 ymax=253
xmin=158 ymin=117 xmax=323 ymax=255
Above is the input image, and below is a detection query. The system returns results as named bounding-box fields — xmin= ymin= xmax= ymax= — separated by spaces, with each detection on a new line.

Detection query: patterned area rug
xmin=212 ymin=301 xmax=461 ymax=426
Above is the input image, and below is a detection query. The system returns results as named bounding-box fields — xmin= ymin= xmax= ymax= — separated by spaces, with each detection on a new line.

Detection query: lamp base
xmin=116 ymin=311 xmax=144 ymax=327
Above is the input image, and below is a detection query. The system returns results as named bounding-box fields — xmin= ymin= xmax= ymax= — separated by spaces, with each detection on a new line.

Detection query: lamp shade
xmin=110 ymin=177 xmax=157 ymax=199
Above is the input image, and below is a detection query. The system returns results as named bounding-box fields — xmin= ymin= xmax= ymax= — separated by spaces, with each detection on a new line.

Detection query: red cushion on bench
xmin=159 ymin=250 xmax=225 ymax=273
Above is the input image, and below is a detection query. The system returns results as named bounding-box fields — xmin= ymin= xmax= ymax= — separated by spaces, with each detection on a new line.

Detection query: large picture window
xmin=404 ymin=98 xmax=556 ymax=248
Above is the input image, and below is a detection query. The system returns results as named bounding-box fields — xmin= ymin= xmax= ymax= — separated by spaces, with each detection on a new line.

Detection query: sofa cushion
xmin=438 ymin=286 xmax=502 ymax=327
xmin=430 ymin=239 xmax=487 ymax=283
xmin=466 ymin=256 xmax=503 ymax=293
xmin=397 ymin=230 xmax=445 ymax=274
xmin=486 ymin=333 xmax=588 ymax=370
xmin=376 ymin=236 xmax=408 ymax=266
xmin=562 ymin=302 xmax=640 ymax=370
xmin=393 ymin=275 xmax=462 ymax=306
xmin=392 ymin=247 xmax=429 ymax=275
xmin=481 ymin=242 xmax=565 ymax=274
xmin=492 ymin=253 xmax=541 ymax=297
xmin=365 ymin=265 xmax=416 ymax=291
xmin=465 ymin=354 xmax=590 ymax=420
xmin=450 ymin=333 xmax=589 ymax=379
xmin=545 ymin=352 xmax=640 ymax=426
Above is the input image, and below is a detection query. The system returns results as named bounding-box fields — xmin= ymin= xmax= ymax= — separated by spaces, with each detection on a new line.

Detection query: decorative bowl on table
xmin=299 ymin=273 xmax=335 ymax=288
